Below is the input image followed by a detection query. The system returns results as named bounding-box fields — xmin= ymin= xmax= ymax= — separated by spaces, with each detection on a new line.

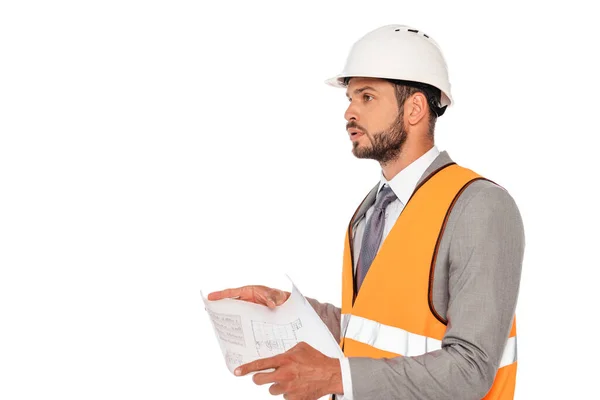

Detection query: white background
xmin=1 ymin=1 xmax=599 ymax=399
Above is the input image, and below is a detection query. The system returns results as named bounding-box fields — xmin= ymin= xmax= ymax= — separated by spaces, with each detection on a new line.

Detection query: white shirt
xmin=338 ymin=145 xmax=440 ymax=400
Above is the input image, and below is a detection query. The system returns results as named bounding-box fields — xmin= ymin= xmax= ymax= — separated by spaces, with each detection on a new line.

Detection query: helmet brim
xmin=324 ymin=75 xmax=346 ymax=88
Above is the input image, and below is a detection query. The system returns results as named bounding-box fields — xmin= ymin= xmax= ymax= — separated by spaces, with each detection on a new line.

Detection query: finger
xmin=252 ymin=370 xmax=278 ymax=385
xmin=207 ymin=287 xmax=241 ymax=301
xmin=269 ymin=383 xmax=285 ymax=396
xmin=235 ymin=355 xmax=283 ymax=376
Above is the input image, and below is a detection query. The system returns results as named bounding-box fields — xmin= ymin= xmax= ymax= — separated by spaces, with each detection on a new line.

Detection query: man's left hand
xmin=234 ymin=342 xmax=343 ymax=399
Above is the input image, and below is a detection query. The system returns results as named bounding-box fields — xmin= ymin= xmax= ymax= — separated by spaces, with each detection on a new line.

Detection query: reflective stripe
xmin=341 ymin=313 xmax=351 ymax=338
xmin=499 ymin=336 xmax=517 ymax=368
xmin=342 ymin=314 xmax=517 ymax=368
xmin=343 ymin=314 xmax=442 ymax=356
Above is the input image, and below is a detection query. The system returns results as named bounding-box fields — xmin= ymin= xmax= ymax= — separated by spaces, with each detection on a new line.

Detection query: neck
xmin=381 ymin=140 xmax=435 ymax=181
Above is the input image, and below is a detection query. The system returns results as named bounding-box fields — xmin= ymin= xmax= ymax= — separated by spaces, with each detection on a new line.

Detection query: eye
xmin=363 ymin=94 xmax=374 ymax=102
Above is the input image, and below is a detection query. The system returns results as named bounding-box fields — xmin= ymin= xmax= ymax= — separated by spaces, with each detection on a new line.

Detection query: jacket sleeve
xmin=305 ymin=297 xmax=341 ymax=343
xmin=346 ymin=184 xmax=525 ymax=400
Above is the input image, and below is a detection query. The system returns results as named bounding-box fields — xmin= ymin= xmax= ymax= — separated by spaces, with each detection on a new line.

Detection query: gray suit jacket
xmin=307 ymin=151 xmax=525 ymax=399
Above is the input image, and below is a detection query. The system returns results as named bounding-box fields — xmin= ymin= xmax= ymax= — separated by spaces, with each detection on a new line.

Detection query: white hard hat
xmin=325 ymin=24 xmax=453 ymax=108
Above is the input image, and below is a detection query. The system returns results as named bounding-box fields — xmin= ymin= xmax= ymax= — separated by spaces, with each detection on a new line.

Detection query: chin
xmin=352 ymin=149 xmax=373 ymax=160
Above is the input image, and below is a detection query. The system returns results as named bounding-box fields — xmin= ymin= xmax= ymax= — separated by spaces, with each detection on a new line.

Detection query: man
xmin=208 ymin=24 xmax=524 ymax=400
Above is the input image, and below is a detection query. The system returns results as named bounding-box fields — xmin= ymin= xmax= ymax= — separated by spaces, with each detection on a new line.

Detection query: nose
xmin=344 ymin=101 xmax=359 ymax=122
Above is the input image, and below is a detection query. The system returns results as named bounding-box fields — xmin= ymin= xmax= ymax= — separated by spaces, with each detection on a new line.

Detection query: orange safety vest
xmin=339 ymin=164 xmax=517 ymax=399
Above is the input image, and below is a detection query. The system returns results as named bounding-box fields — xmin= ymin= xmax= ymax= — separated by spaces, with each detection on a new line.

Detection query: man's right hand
xmin=207 ymin=285 xmax=291 ymax=309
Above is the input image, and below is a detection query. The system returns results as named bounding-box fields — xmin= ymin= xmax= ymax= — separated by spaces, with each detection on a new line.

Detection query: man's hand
xmin=234 ymin=342 xmax=343 ymax=400
xmin=207 ymin=285 xmax=290 ymax=309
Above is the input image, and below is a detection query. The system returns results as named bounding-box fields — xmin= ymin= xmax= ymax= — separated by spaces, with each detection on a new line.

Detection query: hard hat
xmin=325 ymin=24 xmax=453 ymax=109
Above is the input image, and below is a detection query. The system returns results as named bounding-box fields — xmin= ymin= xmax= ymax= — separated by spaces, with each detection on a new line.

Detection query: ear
xmin=406 ymin=92 xmax=428 ymax=126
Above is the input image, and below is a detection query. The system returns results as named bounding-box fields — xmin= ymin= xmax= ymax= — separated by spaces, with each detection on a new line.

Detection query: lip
xmin=348 ymin=129 xmax=365 ymax=141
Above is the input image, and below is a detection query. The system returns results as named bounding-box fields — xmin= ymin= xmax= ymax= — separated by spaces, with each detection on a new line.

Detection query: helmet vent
xmin=395 ymin=28 xmax=429 ymax=38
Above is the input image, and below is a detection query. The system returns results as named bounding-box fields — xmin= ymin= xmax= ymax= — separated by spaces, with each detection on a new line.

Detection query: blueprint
xmin=201 ymin=278 xmax=343 ymax=374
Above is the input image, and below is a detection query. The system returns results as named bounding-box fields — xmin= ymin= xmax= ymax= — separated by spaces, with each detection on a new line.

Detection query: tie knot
xmin=374 ymin=185 xmax=397 ymax=210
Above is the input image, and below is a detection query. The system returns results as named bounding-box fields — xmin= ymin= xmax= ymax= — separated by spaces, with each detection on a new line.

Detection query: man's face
xmin=345 ymin=77 xmax=407 ymax=163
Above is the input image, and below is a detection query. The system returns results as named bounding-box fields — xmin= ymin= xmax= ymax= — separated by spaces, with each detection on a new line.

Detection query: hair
xmin=387 ymin=79 xmax=443 ymax=139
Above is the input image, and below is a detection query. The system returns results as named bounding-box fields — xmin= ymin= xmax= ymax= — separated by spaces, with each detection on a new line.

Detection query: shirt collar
xmin=377 ymin=145 xmax=441 ymax=205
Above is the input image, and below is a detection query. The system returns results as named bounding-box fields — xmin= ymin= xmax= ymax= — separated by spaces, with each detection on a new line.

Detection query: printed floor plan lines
xmin=202 ymin=278 xmax=344 ymax=375
xmin=225 ymin=351 xmax=244 ymax=369
xmin=251 ymin=319 xmax=303 ymax=357
xmin=208 ymin=310 xmax=245 ymax=347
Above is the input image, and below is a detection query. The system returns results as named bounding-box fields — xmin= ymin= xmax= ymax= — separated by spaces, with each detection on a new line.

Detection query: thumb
xmin=256 ymin=290 xmax=276 ymax=308
xmin=264 ymin=291 xmax=284 ymax=309
xmin=272 ymin=289 xmax=289 ymax=306
xmin=259 ymin=288 xmax=288 ymax=309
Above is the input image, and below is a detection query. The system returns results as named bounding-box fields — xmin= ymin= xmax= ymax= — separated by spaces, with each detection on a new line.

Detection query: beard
xmin=351 ymin=113 xmax=407 ymax=164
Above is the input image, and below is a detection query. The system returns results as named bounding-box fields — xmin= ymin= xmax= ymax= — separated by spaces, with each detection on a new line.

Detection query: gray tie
xmin=356 ymin=184 xmax=398 ymax=292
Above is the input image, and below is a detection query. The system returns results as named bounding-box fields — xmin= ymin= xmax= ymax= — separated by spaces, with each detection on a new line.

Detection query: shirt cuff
xmin=338 ymin=357 xmax=354 ymax=400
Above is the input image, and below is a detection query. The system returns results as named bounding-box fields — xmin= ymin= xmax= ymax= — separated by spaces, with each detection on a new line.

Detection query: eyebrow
xmin=346 ymin=86 xmax=378 ymax=98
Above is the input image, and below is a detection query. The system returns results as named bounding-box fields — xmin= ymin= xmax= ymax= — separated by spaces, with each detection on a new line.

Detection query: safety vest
xmin=339 ymin=163 xmax=517 ymax=399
